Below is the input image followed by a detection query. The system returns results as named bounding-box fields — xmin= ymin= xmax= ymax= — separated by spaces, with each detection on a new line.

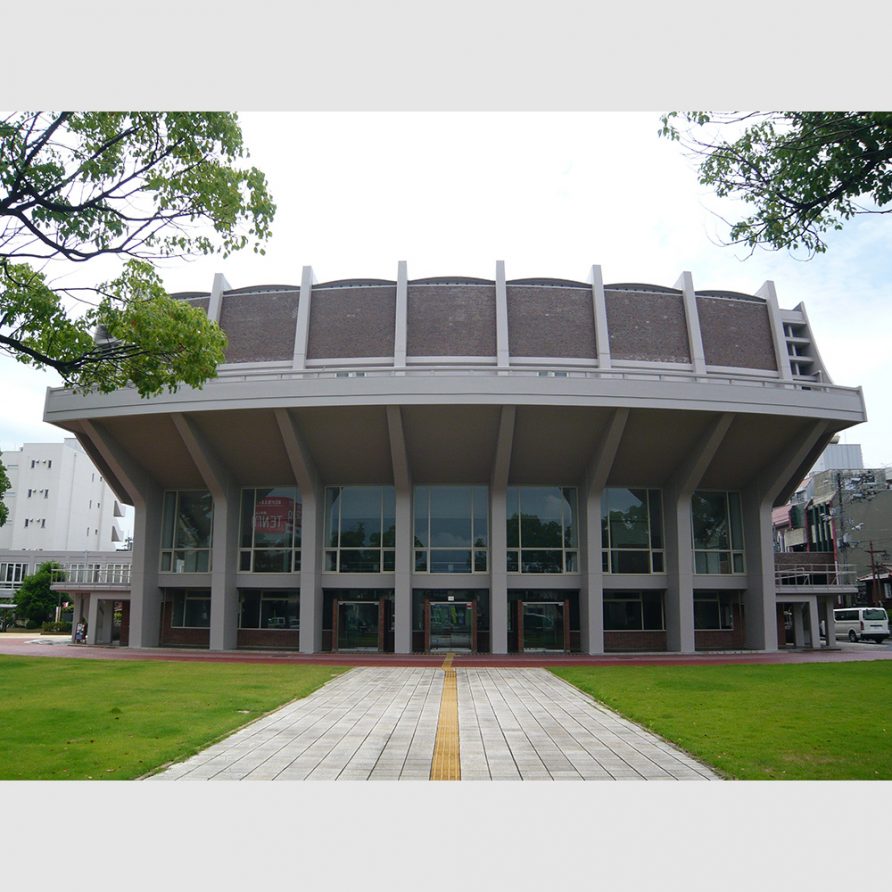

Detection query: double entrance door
xmin=517 ymin=600 xmax=570 ymax=652
xmin=424 ymin=598 xmax=476 ymax=653
xmin=332 ymin=599 xmax=386 ymax=652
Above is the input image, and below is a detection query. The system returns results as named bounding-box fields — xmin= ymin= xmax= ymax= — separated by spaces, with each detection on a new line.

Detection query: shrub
xmin=41 ymin=621 xmax=72 ymax=634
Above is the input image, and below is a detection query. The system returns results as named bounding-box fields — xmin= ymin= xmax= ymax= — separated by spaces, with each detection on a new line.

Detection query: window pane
xmin=728 ymin=492 xmax=744 ymax=549
xmin=474 ymin=550 xmax=487 ymax=572
xmin=161 ymin=492 xmax=177 ymax=548
xmin=641 ymin=592 xmax=664 ymax=630
xmin=429 ymin=550 xmax=472 ymax=573
xmin=240 ymin=591 xmax=261 ymax=628
xmin=612 ymin=550 xmax=650 ymax=573
xmin=507 ymin=550 xmax=519 ymax=572
xmin=604 ymin=599 xmax=642 ymax=631
xmin=160 ymin=552 xmax=172 ymax=571
xmin=565 ymin=551 xmax=578 ymax=572
xmin=184 ymin=596 xmax=210 ymax=627
xmin=562 ymin=488 xmax=578 ymax=548
xmin=325 ymin=488 xmax=341 ymax=548
xmin=414 ymin=487 xmax=429 ymax=547
xmin=694 ymin=598 xmax=720 ymax=629
xmin=174 ymin=491 xmax=213 ymax=549
xmin=253 ymin=550 xmax=292 ymax=573
xmin=605 ymin=488 xmax=649 ymax=549
xmin=340 ymin=487 xmax=382 ymax=547
xmin=253 ymin=487 xmax=297 ymax=548
xmin=339 ymin=549 xmax=381 ymax=573
xmin=472 ymin=486 xmax=488 ymax=548
xmin=519 ymin=488 xmax=564 ymax=548
xmin=382 ymin=550 xmax=395 ymax=572
xmin=240 ymin=489 xmax=255 ymax=549
xmin=429 ymin=487 xmax=472 ymax=547
xmin=382 ymin=487 xmax=396 ymax=547
xmin=506 ymin=488 xmax=520 ymax=548
xmin=415 ymin=550 xmax=428 ymax=572
xmin=692 ymin=492 xmax=729 ymax=550
xmin=651 ymin=552 xmax=664 ymax=573
xmin=239 ymin=551 xmax=251 ymax=571
xmin=648 ymin=490 xmax=663 ymax=550
xmin=520 ymin=550 xmax=563 ymax=573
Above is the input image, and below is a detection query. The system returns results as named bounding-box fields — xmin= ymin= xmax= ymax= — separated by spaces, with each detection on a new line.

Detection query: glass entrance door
xmin=522 ymin=602 xmax=564 ymax=652
xmin=429 ymin=602 xmax=474 ymax=652
xmin=338 ymin=601 xmax=380 ymax=651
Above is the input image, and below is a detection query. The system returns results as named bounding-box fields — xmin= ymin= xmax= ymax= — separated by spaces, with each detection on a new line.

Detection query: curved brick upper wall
xmin=184 ymin=279 xmax=783 ymax=372
xmin=697 ymin=295 xmax=777 ymax=370
xmin=308 ymin=285 xmax=396 ymax=359
xmin=605 ymin=288 xmax=691 ymax=364
xmin=219 ymin=288 xmax=300 ymax=363
xmin=407 ymin=283 xmax=497 ymax=357
xmin=507 ymin=284 xmax=596 ymax=358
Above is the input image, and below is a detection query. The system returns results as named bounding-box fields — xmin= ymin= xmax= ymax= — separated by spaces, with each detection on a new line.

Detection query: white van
xmin=833 ymin=607 xmax=889 ymax=644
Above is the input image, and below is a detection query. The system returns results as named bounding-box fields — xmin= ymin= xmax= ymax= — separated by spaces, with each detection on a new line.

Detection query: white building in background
xmin=0 ymin=439 xmax=124 ymax=551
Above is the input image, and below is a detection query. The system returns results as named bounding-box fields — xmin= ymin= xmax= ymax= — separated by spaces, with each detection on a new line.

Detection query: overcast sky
xmin=3 ymin=111 xmax=890 ymax=480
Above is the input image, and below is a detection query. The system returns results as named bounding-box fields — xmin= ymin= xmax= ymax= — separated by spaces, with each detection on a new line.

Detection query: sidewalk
xmin=148 ymin=666 xmax=721 ymax=781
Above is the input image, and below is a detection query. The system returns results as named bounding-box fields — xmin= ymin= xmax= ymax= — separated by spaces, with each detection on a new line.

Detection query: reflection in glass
xmin=414 ymin=486 xmax=488 ymax=574
xmin=161 ymin=491 xmax=213 ymax=573
xmin=507 ymin=487 xmax=578 ymax=574
xmin=692 ymin=491 xmax=745 ymax=575
xmin=601 ymin=488 xmax=663 ymax=574
xmin=325 ymin=486 xmax=395 ymax=573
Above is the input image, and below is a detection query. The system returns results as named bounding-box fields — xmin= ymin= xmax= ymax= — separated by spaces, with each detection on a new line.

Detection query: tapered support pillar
xmin=387 ymin=406 xmax=413 ymax=654
xmin=490 ymin=406 xmax=515 ymax=654
xmin=275 ymin=409 xmax=324 ymax=654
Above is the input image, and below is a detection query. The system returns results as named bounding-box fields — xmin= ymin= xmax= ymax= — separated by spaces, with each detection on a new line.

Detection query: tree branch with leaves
xmin=0 ymin=112 xmax=276 ymax=396
xmin=659 ymin=111 xmax=892 ymax=257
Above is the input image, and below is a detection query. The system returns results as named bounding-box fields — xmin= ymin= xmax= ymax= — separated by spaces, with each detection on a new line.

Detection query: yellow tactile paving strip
xmin=430 ymin=653 xmax=461 ymax=780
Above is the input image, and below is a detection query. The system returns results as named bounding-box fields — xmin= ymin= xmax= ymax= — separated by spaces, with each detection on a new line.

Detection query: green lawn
xmin=0 ymin=656 xmax=346 ymax=780
xmin=552 ymin=661 xmax=892 ymax=779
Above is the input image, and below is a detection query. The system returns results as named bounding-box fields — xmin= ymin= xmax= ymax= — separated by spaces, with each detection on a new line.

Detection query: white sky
xmin=2 ymin=111 xmax=890 ymax=475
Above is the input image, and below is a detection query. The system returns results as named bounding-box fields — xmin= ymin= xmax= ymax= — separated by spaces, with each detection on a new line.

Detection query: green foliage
xmin=0 ymin=112 xmax=276 ymax=395
xmin=554 ymin=662 xmax=892 ymax=779
xmin=659 ymin=111 xmax=892 ymax=256
xmin=41 ymin=621 xmax=72 ymax=634
xmin=14 ymin=561 xmax=63 ymax=625
xmin=0 ymin=457 xmax=9 ymax=526
xmin=0 ymin=658 xmax=344 ymax=780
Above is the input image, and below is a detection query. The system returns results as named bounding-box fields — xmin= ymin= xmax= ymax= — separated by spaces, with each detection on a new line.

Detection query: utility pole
xmin=865 ymin=541 xmax=889 ymax=606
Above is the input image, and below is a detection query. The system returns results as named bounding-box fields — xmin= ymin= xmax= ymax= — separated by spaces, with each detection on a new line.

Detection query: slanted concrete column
xmin=206 ymin=273 xmax=230 ymax=326
xmin=757 ymin=280 xmax=793 ymax=382
xmin=820 ymin=599 xmax=835 ymax=648
xmin=490 ymin=406 xmax=515 ymax=654
xmin=394 ymin=261 xmax=408 ymax=370
xmin=77 ymin=421 xmax=163 ymax=648
xmin=172 ymin=414 xmax=239 ymax=652
xmin=387 ymin=406 xmax=413 ymax=654
xmin=581 ymin=408 xmax=628 ymax=654
xmin=589 ymin=264 xmax=611 ymax=370
xmin=665 ymin=413 xmax=734 ymax=653
xmin=292 ymin=265 xmax=315 ymax=370
xmin=676 ymin=271 xmax=706 ymax=375
xmin=495 ymin=260 xmax=510 ymax=369
xmin=275 ymin=409 xmax=324 ymax=654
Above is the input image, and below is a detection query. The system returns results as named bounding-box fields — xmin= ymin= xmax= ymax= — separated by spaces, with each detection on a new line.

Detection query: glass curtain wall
xmin=692 ymin=491 xmax=745 ymax=573
xmin=506 ymin=487 xmax=578 ymax=573
xmin=601 ymin=488 xmax=664 ymax=573
xmin=239 ymin=487 xmax=302 ymax=572
xmin=160 ymin=491 xmax=213 ymax=572
xmin=413 ymin=486 xmax=488 ymax=573
xmin=239 ymin=590 xmax=300 ymax=629
xmin=325 ymin=486 xmax=395 ymax=572
xmin=603 ymin=591 xmax=664 ymax=631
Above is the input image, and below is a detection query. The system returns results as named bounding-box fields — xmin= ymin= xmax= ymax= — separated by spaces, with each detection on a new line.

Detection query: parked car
xmin=833 ymin=607 xmax=889 ymax=644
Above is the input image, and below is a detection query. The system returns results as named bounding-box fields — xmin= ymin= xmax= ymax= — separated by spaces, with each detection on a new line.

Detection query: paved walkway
xmin=148 ymin=667 xmax=719 ymax=781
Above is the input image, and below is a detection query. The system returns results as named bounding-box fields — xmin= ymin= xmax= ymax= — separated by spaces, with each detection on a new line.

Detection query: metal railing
xmin=51 ymin=564 xmax=132 ymax=586
xmin=49 ymin=362 xmax=862 ymax=397
xmin=775 ymin=564 xmax=856 ymax=587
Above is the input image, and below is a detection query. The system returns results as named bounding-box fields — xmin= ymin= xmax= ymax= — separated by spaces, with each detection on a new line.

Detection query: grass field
xmin=552 ymin=661 xmax=892 ymax=780
xmin=0 ymin=656 xmax=345 ymax=780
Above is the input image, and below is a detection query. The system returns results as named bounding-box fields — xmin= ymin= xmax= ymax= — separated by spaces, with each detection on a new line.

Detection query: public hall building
xmin=42 ymin=263 xmax=867 ymax=655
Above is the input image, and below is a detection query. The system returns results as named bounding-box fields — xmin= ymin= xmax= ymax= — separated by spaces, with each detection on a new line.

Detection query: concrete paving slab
xmin=148 ymin=665 xmax=721 ymax=781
